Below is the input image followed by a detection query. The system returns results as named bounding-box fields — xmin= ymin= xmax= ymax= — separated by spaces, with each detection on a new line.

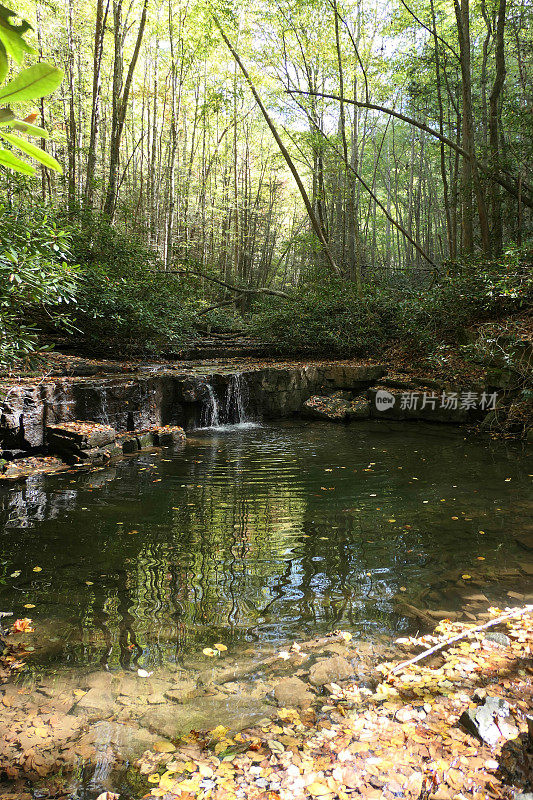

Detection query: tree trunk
xmin=103 ymin=0 xmax=148 ymax=221
xmin=85 ymin=0 xmax=109 ymax=209
xmin=488 ymin=0 xmax=507 ymax=254
xmin=454 ymin=0 xmax=491 ymax=253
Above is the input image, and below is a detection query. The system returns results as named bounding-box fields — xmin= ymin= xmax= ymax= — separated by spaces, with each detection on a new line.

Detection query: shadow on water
xmin=0 ymin=420 xmax=532 ymax=798
xmin=0 ymin=420 xmax=531 ymax=673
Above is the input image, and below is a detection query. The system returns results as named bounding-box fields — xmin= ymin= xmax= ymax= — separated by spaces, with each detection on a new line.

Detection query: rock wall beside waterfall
xmin=2 ymin=358 xmax=496 ymax=463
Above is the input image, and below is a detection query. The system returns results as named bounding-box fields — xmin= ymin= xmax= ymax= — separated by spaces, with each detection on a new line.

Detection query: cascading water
xmin=198 ymin=373 xmax=257 ymax=430
xmin=225 ymin=373 xmax=247 ymax=424
xmin=99 ymin=386 xmax=110 ymax=425
xmin=200 ymin=383 xmax=220 ymax=428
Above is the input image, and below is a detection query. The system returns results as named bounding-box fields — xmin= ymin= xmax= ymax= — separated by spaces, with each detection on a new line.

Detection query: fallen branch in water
xmin=390 ymin=604 xmax=533 ymax=675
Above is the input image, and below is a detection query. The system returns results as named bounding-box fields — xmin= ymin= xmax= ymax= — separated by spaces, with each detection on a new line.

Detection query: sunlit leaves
xmin=0 ymin=5 xmax=35 ymax=65
xmin=0 ymin=62 xmax=63 ymax=104
xmin=0 ymin=146 xmax=34 ymax=174
xmin=0 ymin=9 xmax=62 ymax=176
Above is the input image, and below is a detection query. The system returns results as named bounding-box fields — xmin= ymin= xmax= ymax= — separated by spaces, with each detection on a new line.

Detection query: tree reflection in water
xmin=0 ymin=421 xmax=530 ymax=673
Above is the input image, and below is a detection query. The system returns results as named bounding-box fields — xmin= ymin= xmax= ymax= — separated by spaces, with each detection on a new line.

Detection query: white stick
xmin=390 ymin=605 xmax=533 ymax=675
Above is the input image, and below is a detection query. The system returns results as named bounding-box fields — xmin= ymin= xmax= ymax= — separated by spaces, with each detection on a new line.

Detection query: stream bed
xmin=0 ymin=420 xmax=531 ymax=797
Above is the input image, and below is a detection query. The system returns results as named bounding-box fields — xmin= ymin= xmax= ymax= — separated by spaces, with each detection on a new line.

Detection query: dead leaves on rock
xmin=136 ymin=608 xmax=533 ymax=800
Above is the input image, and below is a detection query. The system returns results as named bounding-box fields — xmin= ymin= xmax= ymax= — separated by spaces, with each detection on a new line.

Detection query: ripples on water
xmin=0 ymin=420 xmax=531 ymax=674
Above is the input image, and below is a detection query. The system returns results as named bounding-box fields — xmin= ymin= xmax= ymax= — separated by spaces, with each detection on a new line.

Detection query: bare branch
xmin=391 ymin=605 xmax=533 ymax=675
xmin=197 ymin=295 xmax=246 ymax=316
xmin=287 ymin=88 xmax=533 ymax=208
xmin=212 ymin=14 xmax=342 ymax=276
xmin=289 ymin=93 xmax=438 ymax=269
xmin=164 ymin=269 xmax=293 ymax=299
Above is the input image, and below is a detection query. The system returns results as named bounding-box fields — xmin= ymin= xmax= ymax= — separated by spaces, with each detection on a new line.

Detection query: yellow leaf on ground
xmin=153 ymin=740 xmax=176 ymax=753
xmin=308 ymin=781 xmax=333 ymax=796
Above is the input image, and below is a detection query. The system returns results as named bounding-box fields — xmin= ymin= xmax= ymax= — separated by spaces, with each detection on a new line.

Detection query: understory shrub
xmin=0 ymin=203 xmax=79 ymax=368
xmin=61 ymin=212 xmax=200 ymax=356
xmin=248 ymin=245 xmax=533 ymax=356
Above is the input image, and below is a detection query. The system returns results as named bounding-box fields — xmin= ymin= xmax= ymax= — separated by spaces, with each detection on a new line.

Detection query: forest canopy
xmin=0 ymin=0 xmax=531 ymax=363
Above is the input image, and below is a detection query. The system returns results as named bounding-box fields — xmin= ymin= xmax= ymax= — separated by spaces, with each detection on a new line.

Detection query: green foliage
xmin=0 ymin=203 xmax=79 ymax=366
xmin=249 ymin=277 xmax=391 ymax=355
xmin=248 ymin=247 xmax=533 ymax=356
xmin=0 ymin=6 xmax=63 ymax=176
xmin=67 ymin=213 xmax=198 ymax=355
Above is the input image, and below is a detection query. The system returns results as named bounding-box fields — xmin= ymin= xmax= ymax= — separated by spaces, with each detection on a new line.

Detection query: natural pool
xmin=0 ymin=420 xmax=531 ymax=796
xmin=1 ymin=420 xmax=532 ymax=670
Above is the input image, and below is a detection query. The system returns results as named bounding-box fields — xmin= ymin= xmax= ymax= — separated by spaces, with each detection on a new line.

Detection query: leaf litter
xmin=136 ymin=607 xmax=533 ymax=800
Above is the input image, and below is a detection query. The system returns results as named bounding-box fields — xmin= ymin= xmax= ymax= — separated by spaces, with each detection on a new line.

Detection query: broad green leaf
xmin=12 ymin=119 xmax=48 ymax=138
xmin=0 ymin=41 xmax=7 ymax=82
xmin=0 ymin=146 xmax=35 ymax=175
xmin=0 ymin=63 xmax=64 ymax=104
xmin=0 ymin=5 xmax=35 ymax=64
xmin=0 ymin=131 xmax=61 ymax=172
xmin=0 ymin=105 xmax=14 ymax=124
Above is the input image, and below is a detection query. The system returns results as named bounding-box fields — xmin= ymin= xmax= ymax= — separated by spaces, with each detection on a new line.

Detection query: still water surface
xmin=0 ymin=420 xmax=531 ymax=674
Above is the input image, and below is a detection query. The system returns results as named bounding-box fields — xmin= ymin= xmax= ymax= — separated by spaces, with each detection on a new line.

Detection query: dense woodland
xmin=0 ymin=0 xmax=531 ymax=363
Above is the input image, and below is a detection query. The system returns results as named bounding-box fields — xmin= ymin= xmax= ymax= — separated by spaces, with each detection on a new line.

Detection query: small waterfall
xmin=198 ymin=374 xmax=258 ymax=430
xmin=225 ymin=373 xmax=247 ymax=424
xmin=100 ymin=386 xmax=110 ymax=425
xmin=200 ymin=384 xmax=220 ymax=428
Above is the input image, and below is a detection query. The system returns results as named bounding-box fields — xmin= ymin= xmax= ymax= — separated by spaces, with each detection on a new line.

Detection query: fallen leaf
xmin=153 ymin=740 xmax=176 ymax=753
xmin=12 ymin=618 xmax=33 ymax=633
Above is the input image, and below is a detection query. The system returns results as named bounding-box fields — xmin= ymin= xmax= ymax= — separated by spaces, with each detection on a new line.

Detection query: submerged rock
xmin=73 ymin=686 xmax=115 ymax=717
xmin=88 ymin=720 xmax=166 ymax=762
xmin=140 ymin=694 xmax=267 ymax=739
xmin=164 ymin=680 xmax=198 ymax=703
xmin=273 ymin=677 xmax=314 ymax=709
xmin=308 ymin=656 xmax=354 ymax=686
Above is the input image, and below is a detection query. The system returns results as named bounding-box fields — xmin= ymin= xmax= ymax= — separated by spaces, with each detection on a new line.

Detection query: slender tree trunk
xmin=85 ymin=0 xmax=109 ymax=209
xmin=454 ymin=0 xmax=491 ymax=253
xmin=103 ymin=0 xmax=148 ymax=221
xmin=430 ymin=0 xmax=454 ymax=259
xmin=488 ymin=0 xmax=507 ymax=254
xmin=65 ymin=0 xmax=77 ymax=215
xmin=213 ymin=15 xmax=341 ymax=276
